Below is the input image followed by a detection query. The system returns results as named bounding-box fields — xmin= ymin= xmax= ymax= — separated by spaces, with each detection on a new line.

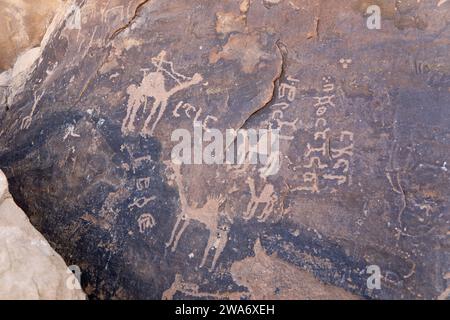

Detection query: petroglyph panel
xmin=0 ymin=0 xmax=449 ymax=300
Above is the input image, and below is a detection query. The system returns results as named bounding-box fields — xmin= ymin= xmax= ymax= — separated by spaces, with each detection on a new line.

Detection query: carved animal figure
xmin=244 ymin=177 xmax=277 ymax=222
xmin=122 ymin=51 xmax=203 ymax=136
xmin=166 ymin=164 xmax=230 ymax=271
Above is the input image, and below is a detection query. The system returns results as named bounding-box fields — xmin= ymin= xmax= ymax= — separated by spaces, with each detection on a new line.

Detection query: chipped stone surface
xmin=0 ymin=170 xmax=85 ymax=300
xmin=0 ymin=0 xmax=449 ymax=300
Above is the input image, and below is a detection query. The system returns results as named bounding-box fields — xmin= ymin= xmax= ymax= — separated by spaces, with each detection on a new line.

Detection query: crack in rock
xmin=109 ymin=0 xmax=153 ymax=41
xmin=231 ymin=40 xmax=287 ymax=143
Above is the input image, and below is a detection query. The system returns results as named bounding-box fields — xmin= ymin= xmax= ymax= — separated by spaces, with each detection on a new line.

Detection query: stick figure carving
xmin=166 ymin=164 xmax=230 ymax=271
xmin=122 ymin=51 xmax=203 ymax=136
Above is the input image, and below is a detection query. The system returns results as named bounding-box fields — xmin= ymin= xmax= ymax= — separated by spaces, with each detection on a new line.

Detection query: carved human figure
xmin=122 ymin=51 xmax=203 ymax=136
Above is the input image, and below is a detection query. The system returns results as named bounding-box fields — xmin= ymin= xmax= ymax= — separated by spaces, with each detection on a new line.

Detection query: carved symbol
xmin=314 ymin=128 xmax=330 ymax=141
xmin=323 ymin=83 xmax=335 ymax=92
xmin=295 ymin=172 xmax=320 ymax=193
xmin=63 ymin=125 xmax=81 ymax=141
xmin=138 ymin=213 xmax=156 ymax=233
xmin=313 ymin=95 xmax=335 ymax=108
xmin=340 ymin=131 xmax=354 ymax=142
xmin=133 ymin=155 xmax=152 ymax=168
xmin=173 ymin=101 xmax=202 ymax=123
xmin=271 ymin=110 xmax=298 ymax=132
xmin=333 ymin=159 xmax=350 ymax=173
xmin=323 ymin=174 xmax=347 ymax=185
xmin=271 ymin=102 xmax=290 ymax=110
xmin=315 ymin=118 xmax=327 ymax=128
xmin=278 ymin=83 xmax=297 ymax=102
xmin=20 ymin=90 xmax=45 ymax=130
xmin=129 ymin=196 xmax=156 ymax=209
xmin=305 ymin=142 xmax=327 ymax=157
xmin=339 ymin=58 xmax=352 ymax=69
xmin=304 ymin=157 xmax=328 ymax=169
xmin=136 ymin=177 xmax=151 ymax=191
xmin=202 ymin=115 xmax=218 ymax=131
xmin=331 ymin=144 xmax=353 ymax=159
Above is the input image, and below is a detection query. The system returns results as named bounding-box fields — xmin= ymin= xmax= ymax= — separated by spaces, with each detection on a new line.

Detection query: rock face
xmin=0 ymin=170 xmax=85 ymax=300
xmin=0 ymin=0 xmax=63 ymax=72
xmin=0 ymin=0 xmax=449 ymax=300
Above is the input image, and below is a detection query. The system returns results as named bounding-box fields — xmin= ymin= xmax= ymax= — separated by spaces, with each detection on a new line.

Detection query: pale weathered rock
xmin=0 ymin=0 xmax=63 ymax=72
xmin=0 ymin=0 xmax=449 ymax=300
xmin=0 ymin=170 xmax=85 ymax=300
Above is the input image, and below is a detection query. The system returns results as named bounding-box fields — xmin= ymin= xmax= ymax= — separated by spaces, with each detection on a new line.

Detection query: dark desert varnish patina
xmin=0 ymin=0 xmax=449 ymax=300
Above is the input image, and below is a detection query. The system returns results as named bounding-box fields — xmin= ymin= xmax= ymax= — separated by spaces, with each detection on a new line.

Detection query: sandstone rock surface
xmin=0 ymin=0 xmax=63 ymax=72
xmin=0 ymin=0 xmax=449 ymax=300
xmin=0 ymin=170 xmax=85 ymax=300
